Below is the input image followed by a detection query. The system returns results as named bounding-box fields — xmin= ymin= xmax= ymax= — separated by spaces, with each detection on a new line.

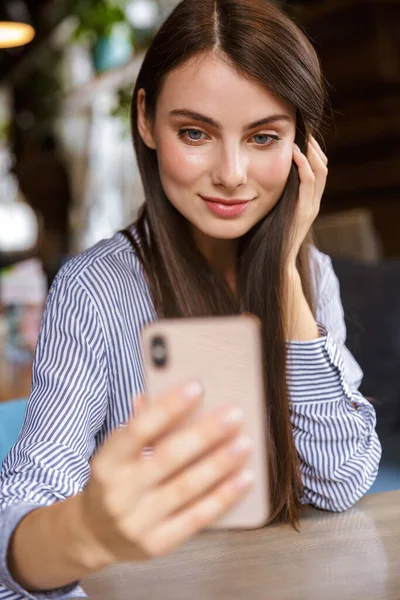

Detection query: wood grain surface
xmin=78 ymin=490 xmax=400 ymax=600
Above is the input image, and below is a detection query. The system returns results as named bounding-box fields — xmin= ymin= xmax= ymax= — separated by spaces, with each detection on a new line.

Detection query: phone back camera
xmin=151 ymin=336 xmax=168 ymax=368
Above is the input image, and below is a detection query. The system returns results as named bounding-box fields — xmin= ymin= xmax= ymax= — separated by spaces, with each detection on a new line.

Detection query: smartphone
xmin=141 ymin=314 xmax=270 ymax=530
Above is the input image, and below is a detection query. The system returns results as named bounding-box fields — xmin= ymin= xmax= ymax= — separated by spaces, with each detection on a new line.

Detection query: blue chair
xmin=367 ymin=433 xmax=400 ymax=494
xmin=0 ymin=398 xmax=28 ymax=466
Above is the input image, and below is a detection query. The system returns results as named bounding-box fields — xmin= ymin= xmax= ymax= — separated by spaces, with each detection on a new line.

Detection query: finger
xmin=293 ymin=144 xmax=315 ymax=200
xmin=309 ymin=136 xmax=328 ymax=166
xmin=133 ymin=395 xmax=154 ymax=460
xmin=142 ymin=469 xmax=255 ymax=557
xmin=306 ymin=142 xmax=328 ymax=204
xmin=134 ymin=433 xmax=251 ymax=530
xmin=140 ymin=405 xmax=245 ymax=489
xmin=102 ymin=381 xmax=204 ymax=466
xmin=307 ymin=141 xmax=328 ymax=175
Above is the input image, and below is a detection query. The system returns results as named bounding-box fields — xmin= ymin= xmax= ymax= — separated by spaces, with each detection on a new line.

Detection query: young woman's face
xmin=138 ymin=53 xmax=297 ymax=241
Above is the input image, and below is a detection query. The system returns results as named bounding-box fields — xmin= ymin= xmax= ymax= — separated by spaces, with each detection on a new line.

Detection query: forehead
xmin=157 ymin=53 xmax=296 ymax=124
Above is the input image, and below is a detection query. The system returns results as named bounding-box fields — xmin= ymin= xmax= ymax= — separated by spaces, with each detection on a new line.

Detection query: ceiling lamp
xmin=0 ymin=1 xmax=35 ymax=49
xmin=0 ymin=21 xmax=35 ymax=48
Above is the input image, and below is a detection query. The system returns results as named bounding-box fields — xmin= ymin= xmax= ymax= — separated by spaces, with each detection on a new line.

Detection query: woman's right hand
xmin=78 ymin=381 xmax=253 ymax=568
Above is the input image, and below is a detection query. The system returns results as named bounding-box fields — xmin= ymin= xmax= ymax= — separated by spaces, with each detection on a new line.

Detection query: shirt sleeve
xmin=0 ymin=274 xmax=109 ymax=600
xmin=286 ymin=248 xmax=382 ymax=512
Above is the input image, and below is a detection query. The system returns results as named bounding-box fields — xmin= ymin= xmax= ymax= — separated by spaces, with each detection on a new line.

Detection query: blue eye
xmin=178 ymin=128 xmax=204 ymax=142
xmin=253 ymin=134 xmax=279 ymax=146
xmin=187 ymin=129 xmax=202 ymax=140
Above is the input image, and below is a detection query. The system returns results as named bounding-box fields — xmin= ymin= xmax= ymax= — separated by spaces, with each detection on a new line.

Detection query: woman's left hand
xmin=288 ymin=135 xmax=328 ymax=270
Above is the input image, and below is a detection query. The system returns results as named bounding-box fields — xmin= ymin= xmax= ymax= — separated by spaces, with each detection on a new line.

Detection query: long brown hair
xmin=129 ymin=0 xmax=326 ymax=527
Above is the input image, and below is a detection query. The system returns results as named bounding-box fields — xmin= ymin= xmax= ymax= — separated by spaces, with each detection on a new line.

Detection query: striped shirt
xmin=0 ymin=228 xmax=382 ymax=600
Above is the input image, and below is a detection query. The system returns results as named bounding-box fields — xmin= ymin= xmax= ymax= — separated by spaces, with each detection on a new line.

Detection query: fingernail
xmin=229 ymin=435 xmax=252 ymax=457
xmin=293 ymin=143 xmax=301 ymax=153
xmin=182 ymin=380 xmax=203 ymax=403
xmin=221 ymin=407 xmax=244 ymax=429
xmin=234 ymin=469 xmax=255 ymax=490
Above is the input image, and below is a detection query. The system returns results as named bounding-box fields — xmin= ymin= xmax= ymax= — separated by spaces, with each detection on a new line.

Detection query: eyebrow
xmin=169 ymin=109 xmax=292 ymax=131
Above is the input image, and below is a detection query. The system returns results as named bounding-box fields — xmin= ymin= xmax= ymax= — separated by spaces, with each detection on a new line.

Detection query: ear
xmin=137 ymin=88 xmax=157 ymax=150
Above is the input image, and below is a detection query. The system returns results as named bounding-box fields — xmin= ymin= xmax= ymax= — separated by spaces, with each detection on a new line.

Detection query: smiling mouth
xmin=199 ymin=195 xmax=254 ymax=205
xmin=199 ymin=195 xmax=253 ymax=218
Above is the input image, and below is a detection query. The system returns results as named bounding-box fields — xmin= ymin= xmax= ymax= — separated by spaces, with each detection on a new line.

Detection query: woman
xmin=0 ymin=1 xmax=381 ymax=598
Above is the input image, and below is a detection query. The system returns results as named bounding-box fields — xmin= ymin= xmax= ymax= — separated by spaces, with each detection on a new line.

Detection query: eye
xmin=252 ymin=134 xmax=280 ymax=146
xmin=178 ymin=128 xmax=207 ymax=142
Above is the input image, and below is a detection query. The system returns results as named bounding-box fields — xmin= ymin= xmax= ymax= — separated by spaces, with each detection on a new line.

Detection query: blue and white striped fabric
xmin=0 ymin=228 xmax=381 ymax=600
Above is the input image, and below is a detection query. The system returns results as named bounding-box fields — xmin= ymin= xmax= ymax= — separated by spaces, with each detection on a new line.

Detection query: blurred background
xmin=0 ymin=0 xmax=399 ymax=462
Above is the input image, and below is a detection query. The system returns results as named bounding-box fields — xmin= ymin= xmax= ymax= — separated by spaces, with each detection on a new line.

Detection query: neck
xmin=191 ymin=226 xmax=238 ymax=293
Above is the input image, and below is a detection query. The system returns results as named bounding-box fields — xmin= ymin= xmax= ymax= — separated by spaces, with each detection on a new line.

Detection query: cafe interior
xmin=0 ymin=0 xmax=399 ymax=598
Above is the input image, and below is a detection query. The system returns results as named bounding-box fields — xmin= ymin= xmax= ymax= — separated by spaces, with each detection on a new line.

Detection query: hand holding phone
xmin=142 ymin=314 xmax=270 ymax=529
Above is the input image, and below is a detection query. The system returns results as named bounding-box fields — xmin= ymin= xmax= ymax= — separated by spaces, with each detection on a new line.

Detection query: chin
xmin=195 ymin=217 xmax=256 ymax=240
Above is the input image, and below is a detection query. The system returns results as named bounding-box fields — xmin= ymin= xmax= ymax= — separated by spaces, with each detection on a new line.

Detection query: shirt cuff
xmin=286 ymin=323 xmax=353 ymax=404
xmin=0 ymin=503 xmax=86 ymax=600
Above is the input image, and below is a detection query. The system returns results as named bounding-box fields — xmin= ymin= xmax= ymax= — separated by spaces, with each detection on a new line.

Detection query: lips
xmin=200 ymin=195 xmax=252 ymax=218
xmin=200 ymin=196 xmax=253 ymax=205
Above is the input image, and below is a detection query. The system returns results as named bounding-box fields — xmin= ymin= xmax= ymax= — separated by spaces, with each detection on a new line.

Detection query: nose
xmin=211 ymin=143 xmax=248 ymax=190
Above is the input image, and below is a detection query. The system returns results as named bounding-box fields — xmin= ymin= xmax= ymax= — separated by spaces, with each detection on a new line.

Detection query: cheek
xmin=157 ymin=136 xmax=207 ymax=187
xmin=255 ymin=150 xmax=293 ymax=190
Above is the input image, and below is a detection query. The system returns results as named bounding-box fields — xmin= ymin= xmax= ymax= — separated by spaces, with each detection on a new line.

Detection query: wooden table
xmin=78 ymin=490 xmax=400 ymax=600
